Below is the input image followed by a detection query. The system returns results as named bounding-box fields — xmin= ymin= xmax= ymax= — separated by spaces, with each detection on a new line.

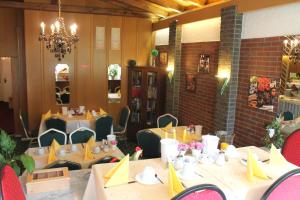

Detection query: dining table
xmin=26 ymin=142 xmax=125 ymax=169
xmin=149 ymin=126 xmax=202 ymax=144
xmin=38 ymin=112 xmax=113 ymax=135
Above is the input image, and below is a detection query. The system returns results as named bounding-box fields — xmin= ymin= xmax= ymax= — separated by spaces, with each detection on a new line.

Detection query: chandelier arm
xmin=58 ymin=0 xmax=61 ymax=18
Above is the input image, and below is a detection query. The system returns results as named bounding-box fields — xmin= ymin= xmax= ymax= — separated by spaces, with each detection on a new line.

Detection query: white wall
xmin=242 ymin=2 xmax=300 ymax=39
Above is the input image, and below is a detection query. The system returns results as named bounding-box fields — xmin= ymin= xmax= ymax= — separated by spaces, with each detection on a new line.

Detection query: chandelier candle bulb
xmin=40 ymin=22 xmax=45 ymax=35
xmin=50 ymin=24 xmax=55 ymax=34
xmin=55 ymin=21 xmax=60 ymax=32
xmin=70 ymin=24 xmax=77 ymax=35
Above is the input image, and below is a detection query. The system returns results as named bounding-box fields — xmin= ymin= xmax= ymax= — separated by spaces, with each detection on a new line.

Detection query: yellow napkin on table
xmin=269 ymin=144 xmax=287 ymax=165
xmin=87 ymin=136 xmax=96 ymax=148
xmin=169 ymin=163 xmax=185 ymax=198
xmin=43 ymin=110 xmax=52 ymax=120
xmin=86 ymin=111 xmax=93 ymax=120
xmin=55 ymin=112 xmax=62 ymax=118
xmin=165 ymin=122 xmax=173 ymax=129
xmin=47 ymin=147 xmax=56 ymax=164
xmin=104 ymin=154 xmax=129 ymax=187
xmin=99 ymin=108 xmax=107 ymax=116
xmin=84 ymin=144 xmax=94 ymax=161
xmin=247 ymin=151 xmax=268 ymax=181
xmin=51 ymin=139 xmax=61 ymax=152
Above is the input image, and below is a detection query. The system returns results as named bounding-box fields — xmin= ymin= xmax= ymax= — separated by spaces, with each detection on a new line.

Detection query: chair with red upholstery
xmin=1 ymin=165 xmax=26 ymax=200
xmin=260 ymin=168 xmax=300 ymax=200
xmin=282 ymin=129 xmax=300 ymax=166
xmin=171 ymin=184 xmax=226 ymax=200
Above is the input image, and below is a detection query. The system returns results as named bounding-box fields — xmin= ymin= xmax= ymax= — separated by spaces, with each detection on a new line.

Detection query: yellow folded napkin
xmin=47 ymin=147 xmax=56 ymax=164
xmin=43 ymin=110 xmax=52 ymax=120
xmin=99 ymin=108 xmax=107 ymax=116
xmin=169 ymin=163 xmax=185 ymax=198
xmin=86 ymin=111 xmax=93 ymax=120
xmin=84 ymin=144 xmax=94 ymax=161
xmin=51 ymin=139 xmax=61 ymax=152
xmin=165 ymin=122 xmax=173 ymax=129
xmin=55 ymin=112 xmax=62 ymax=118
xmin=247 ymin=151 xmax=268 ymax=181
xmin=87 ymin=136 xmax=96 ymax=148
xmin=104 ymin=154 xmax=129 ymax=187
xmin=269 ymin=144 xmax=286 ymax=165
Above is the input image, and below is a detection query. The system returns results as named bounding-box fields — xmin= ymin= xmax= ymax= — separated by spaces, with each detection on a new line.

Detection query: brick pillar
xmin=166 ymin=21 xmax=182 ymax=117
xmin=214 ymin=6 xmax=243 ymax=133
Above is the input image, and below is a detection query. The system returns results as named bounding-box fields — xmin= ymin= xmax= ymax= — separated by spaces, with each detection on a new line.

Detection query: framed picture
xmin=248 ymin=76 xmax=278 ymax=112
xmin=186 ymin=73 xmax=197 ymax=92
xmin=198 ymin=54 xmax=210 ymax=73
xmin=159 ymin=52 xmax=168 ymax=66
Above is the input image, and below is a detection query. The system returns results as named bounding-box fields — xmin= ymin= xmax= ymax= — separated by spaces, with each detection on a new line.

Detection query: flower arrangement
xmin=110 ymin=140 xmax=118 ymax=146
xmin=263 ymin=117 xmax=284 ymax=149
xmin=189 ymin=141 xmax=204 ymax=150
xmin=177 ymin=143 xmax=189 ymax=156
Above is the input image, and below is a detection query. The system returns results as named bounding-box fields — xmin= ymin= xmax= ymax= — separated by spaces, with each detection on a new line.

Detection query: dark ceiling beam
xmin=0 ymin=0 xmax=156 ymax=18
xmin=145 ymin=0 xmax=184 ymax=12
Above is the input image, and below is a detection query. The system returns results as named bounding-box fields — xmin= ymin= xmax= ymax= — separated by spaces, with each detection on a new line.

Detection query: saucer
xmin=135 ymin=173 xmax=160 ymax=185
xmin=176 ymin=170 xmax=198 ymax=181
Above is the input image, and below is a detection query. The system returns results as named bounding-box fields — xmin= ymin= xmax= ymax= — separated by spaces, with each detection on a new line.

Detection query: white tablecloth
xmin=83 ymin=146 xmax=298 ymax=200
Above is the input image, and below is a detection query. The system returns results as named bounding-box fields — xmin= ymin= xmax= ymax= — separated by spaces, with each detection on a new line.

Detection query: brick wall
xmin=178 ymin=42 xmax=219 ymax=134
xmin=234 ymin=36 xmax=283 ymax=147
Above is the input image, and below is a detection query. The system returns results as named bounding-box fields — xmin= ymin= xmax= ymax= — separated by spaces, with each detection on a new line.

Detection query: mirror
xmin=55 ymin=64 xmax=70 ymax=105
xmin=108 ymin=64 xmax=121 ymax=103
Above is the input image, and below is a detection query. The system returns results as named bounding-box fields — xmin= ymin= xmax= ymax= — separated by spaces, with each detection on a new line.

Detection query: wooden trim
xmin=152 ymin=0 xmax=233 ymax=31
xmin=0 ymin=1 xmax=154 ymax=18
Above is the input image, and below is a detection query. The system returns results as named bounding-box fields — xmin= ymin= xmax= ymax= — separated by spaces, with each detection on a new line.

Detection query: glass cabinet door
xmin=130 ymin=70 xmax=142 ymax=123
xmin=146 ymin=72 xmax=158 ymax=126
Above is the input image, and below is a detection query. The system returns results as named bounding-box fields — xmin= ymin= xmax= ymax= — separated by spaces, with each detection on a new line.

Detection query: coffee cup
xmin=71 ymin=144 xmax=78 ymax=152
xmin=181 ymin=156 xmax=196 ymax=178
xmin=140 ymin=167 xmax=156 ymax=182
xmin=37 ymin=147 xmax=45 ymax=155
xmin=93 ymin=146 xmax=100 ymax=154
xmin=107 ymin=134 xmax=116 ymax=142
xmin=58 ymin=149 xmax=66 ymax=157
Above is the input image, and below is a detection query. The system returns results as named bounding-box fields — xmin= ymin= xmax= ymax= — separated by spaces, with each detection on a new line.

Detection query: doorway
xmin=0 ymin=57 xmax=14 ymax=134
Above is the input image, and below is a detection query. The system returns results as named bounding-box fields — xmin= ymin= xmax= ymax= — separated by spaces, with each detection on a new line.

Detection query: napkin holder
xmin=26 ymin=167 xmax=70 ymax=194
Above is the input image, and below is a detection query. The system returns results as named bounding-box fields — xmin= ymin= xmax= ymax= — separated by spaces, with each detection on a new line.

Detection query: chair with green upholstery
xmin=45 ymin=117 xmax=66 ymax=133
xmin=113 ymin=106 xmax=130 ymax=140
xmin=69 ymin=127 xmax=96 ymax=144
xmin=136 ymin=130 xmax=161 ymax=159
xmin=157 ymin=114 xmax=178 ymax=128
xmin=38 ymin=128 xmax=67 ymax=147
xmin=95 ymin=115 xmax=113 ymax=141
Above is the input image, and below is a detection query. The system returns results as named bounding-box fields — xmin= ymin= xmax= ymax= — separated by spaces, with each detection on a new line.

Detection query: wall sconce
xmin=166 ymin=65 xmax=174 ymax=83
xmin=216 ymin=70 xmax=230 ymax=95
xmin=283 ymin=37 xmax=300 ymax=63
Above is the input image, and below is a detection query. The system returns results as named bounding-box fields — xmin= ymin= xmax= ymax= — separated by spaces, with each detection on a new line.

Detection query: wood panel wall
xmin=25 ymin=10 xmax=153 ymax=129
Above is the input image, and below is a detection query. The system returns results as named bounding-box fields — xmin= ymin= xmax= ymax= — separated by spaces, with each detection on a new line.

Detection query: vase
xmin=174 ymin=156 xmax=184 ymax=170
xmin=192 ymin=149 xmax=202 ymax=159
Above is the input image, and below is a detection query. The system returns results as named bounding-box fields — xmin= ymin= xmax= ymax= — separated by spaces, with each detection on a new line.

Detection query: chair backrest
xmin=19 ymin=111 xmax=29 ymax=138
xmin=261 ymin=168 xmax=300 ymax=200
xmin=69 ymin=127 xmax=96 ymax=144
xmin=119 ymin=106 xmax=130 ymax=128
xmin=45 ymin=117 xmax=66 ymax=133
xmin=282 ymin=129 xmax=300 ymax=166
xmin=38 ymin=128 xmax=67 ymax=147
xmin=45 ymin=160 xmax=82 ymax=171
xmin=95 ymin=115 xmax=113 ymax=141
xmin=171 ymin=184 xmax=226 ymax=200
xmin=157 ymin=114 xmax=178 ymax=128
xmin=136 ymin=130 xmax=161 ymax=159
xmin=283 ymin=111 xmax=294 ymax=121
xmin=1 ymin=165 xmax=26 ymax=200
xmin=88 ymin=156 xmax=120 ymax=168
xmin=60 ymin=92 xmax=70 ymax=104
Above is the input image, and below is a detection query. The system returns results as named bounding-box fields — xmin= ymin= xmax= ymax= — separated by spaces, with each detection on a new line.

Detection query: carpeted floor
xmin=0 ymin=101 xmax=14 ymax=134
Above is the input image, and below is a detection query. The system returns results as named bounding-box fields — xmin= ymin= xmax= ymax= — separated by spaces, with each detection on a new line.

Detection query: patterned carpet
xmin=0 ymin=101 xmax=14 ymax=134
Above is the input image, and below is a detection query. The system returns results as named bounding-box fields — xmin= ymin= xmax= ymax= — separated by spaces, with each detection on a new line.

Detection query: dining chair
xmin=45 ymin=117 xmax=66 ymax=133
xmin=283 ymin=111 xmax=294 ymax=121
xmin=260 ymin=168 xmax=300 ymax=200
xmin=88 ymin=156 xmax=120 ymax=168
xmin=1 ymin=165 xmax=26 ymax=200
xmin=113 ymin=106 xmax=130 ymax=141
xmin=157 ymin=114 xmax=178 ymax=128
xmin=19 ymin=110 xmax=38 ymax=147
xmin=95 ymin=115 xmax=113 ymax=141
xmin=44 ymin=160 xmax=82 ymax=171
xmin=69 ymin=127 xmax=96 ymax=144
xmin=171 ymin=184 xmax=227 ymax=200
xmin=282 ymin=129 xmax=300 ymax=166
xmin=38 ymin=128 xmax=67 ymax=147
xmin=60 ymin=92 xmax=70 ymax=104
xmin=136 ymin=130 xmax=161 ymax=159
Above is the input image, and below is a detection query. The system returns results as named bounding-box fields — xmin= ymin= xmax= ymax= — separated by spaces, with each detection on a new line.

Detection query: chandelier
xmin=283 ymin=36 xmax=300 ymax=64
xmin=39 ymin=0 xmax=79 ymax=61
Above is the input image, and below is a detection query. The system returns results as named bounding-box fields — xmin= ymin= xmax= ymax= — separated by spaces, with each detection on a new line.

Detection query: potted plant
xmin=263 ymin=117 xmax=284 ymax=149
xmin=0 ymin=130 xmax=35 ymax=176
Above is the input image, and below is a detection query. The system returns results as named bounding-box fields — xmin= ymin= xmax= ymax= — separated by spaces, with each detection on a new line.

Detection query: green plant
xmin=151 ymin=49 xmax=159 ymax=57
xmin=263 ymin=117 xmax=284 ymax=149
xmin=0 ymin=129 xmax=35 ymax=175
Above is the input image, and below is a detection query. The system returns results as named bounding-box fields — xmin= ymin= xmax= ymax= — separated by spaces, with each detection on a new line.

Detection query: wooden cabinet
xmin=127 ymin=66 xmax=167 ymax=141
